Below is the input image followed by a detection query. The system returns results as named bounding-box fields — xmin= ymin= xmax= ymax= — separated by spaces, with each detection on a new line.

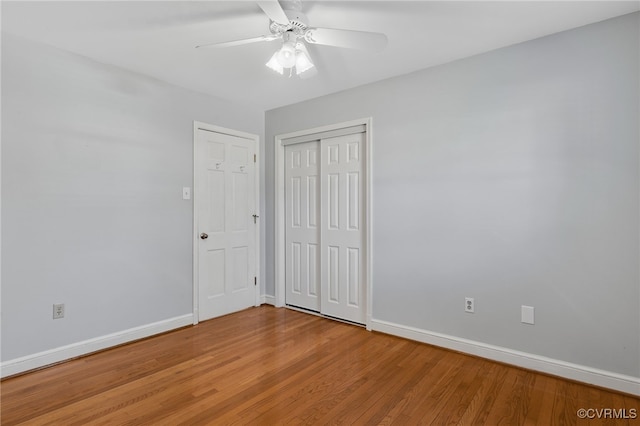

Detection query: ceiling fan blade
xmin=257 ymin=0 xmax=290 ymax=25
xmin=196 ymin=34 xmax=279 ymax=49
xmin=304 ymin=28 xmax=388 ymax=52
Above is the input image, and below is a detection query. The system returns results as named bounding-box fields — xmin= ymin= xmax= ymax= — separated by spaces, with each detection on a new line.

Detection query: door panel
xmin=347 ymin=247 xmax=360 ymax=306
xmin=196 ymin=128 xmax=257 ymax=321
xmin=206 ymin=249 xmax=225 ymax=296
xmin=285 ymin=141 xmax=321 ymax=312
xmin=208 ymin=171 xmax=225 ymax=232
xmin=320 ymin=133 xmax=365 ymax=323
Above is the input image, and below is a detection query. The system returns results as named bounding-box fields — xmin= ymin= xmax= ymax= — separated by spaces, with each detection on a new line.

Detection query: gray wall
xmin=265 ymin=13 xmax=639 ymax=377
xmin=1 ymin=34 xmax=264 ymax=361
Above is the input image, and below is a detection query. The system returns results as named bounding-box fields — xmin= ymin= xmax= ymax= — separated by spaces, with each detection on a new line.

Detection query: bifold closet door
xmin=285 ymin=141 xmax=321 ymax=312
xmin=320 ymin=132 xmax=365 ymax=324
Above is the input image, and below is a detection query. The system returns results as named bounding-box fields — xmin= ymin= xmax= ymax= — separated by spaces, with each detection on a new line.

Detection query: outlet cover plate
xmin=465 ymin=297 xmax=474 ymax=313
xmin=53 ymin=303 xmax=65 ymax=319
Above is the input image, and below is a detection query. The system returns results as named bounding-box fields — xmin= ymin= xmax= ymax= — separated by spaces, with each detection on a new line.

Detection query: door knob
xmin=200 ymin=233 xmax=208 ymax=240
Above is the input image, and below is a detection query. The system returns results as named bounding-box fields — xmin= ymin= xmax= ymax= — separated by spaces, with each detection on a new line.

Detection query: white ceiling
xmin=3 ymin=1 xmax=638 ymax=110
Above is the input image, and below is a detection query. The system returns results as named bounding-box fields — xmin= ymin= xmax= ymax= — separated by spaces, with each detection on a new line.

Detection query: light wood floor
xmin=1 ymin=306 xmax=638 ymax=425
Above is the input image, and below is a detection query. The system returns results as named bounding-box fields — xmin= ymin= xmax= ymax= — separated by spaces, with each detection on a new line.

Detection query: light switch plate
xmin=182 ymin=187 xmax=191 ymax=200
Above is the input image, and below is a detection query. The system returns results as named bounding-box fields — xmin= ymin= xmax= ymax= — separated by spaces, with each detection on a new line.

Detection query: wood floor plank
xmin=300 ymin=343 xmax=431 ymax=424
xmin=1 ymin=306 xmax=638 ymax=425
xmin=521 ymin=373 xmax=559 ymax=426
xmin=428 ymin=356 xmax=493 ymax=425
xmin=481 ymin=367 xmax=536 ymax=425
xmin=341 ymin=345 xmax=446 ymax=425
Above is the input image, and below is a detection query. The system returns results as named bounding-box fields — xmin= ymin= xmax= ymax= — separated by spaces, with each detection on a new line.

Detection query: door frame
xmin=275 ymin=117 xmax=373 ymax=330
xmin=192 ymin=121 xmax=261 ymax=325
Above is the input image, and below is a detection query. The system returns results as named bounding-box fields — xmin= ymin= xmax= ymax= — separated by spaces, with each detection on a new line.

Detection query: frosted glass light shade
xmin=295 ymin=49 xmax=314 ymax=74
xmin=276 ymin=41 xmax=297 ymax=68
xmin=265 ymin=52 xmax=284 ymax=74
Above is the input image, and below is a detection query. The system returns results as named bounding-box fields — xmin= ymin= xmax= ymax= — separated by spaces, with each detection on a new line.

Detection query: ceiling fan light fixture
xmin=199 ymin=1 xmax=388 ymax=79
xmin=265 ymin=51 xmax=284 ymax=75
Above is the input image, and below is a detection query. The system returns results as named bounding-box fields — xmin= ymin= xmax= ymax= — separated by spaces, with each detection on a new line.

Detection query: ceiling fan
xmin=196 ymin=0 xmax=388 ymax=78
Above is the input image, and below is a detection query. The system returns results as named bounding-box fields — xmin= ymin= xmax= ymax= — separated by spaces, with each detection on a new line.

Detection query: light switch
xmin=182 ymin=187 xmax=191 ymax=200
xmin=521 ymin=305 xmax=535 ymax=325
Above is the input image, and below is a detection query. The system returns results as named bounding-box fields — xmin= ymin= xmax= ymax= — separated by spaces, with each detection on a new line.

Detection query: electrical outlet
xmin=53 ymin=303 xmax=65 ymax=319
xmin=465 ymin=297 xmax=474 ymax=313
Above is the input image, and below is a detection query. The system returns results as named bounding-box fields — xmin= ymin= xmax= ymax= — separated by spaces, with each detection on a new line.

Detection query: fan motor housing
xmin=285 ymin=10 xmax=308 ymax=29
xmin=270 ymin=9 xmax=308 ymax=36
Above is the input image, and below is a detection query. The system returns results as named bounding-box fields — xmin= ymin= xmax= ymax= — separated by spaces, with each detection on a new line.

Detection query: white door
xmin=285 ymin=141 xmax=321 ymax=312
xmin=284 ymin=132 xmax=365 ymax=324
xmin=195 ymin=126 xmax=258 ymax=322
xmin=320 ymin=133 xmax=365 ymax=324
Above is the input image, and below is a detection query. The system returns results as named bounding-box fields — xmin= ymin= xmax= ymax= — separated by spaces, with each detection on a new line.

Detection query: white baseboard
xmin=1 ymin=314 xmax=194 ymax=378
xmin=370 ymin=318 xmax=640 ymax=396
xmin=261 ymin=295 xmax=276 ymax=306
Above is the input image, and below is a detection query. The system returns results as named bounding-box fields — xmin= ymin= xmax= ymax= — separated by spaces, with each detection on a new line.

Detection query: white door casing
xmin=194 ymin=122 xmax=259 ymax=323
xmin=277 ymin=119 xmax=371 ymax=327
xmin=285 ymin=141 xmax=321 ymax=312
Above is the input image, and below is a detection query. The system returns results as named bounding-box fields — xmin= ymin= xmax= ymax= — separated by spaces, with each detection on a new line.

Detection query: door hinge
xmin=254 ymin=154 xmax=256 ymax=163
xmin=254 ymin=277 xmax=257 ymax=286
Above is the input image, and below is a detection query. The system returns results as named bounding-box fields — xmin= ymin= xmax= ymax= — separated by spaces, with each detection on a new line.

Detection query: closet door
xmin=320 ymin=133 xmax=365 ymax=324
xmin=285 ymin=141 xmax=321 ymax=312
